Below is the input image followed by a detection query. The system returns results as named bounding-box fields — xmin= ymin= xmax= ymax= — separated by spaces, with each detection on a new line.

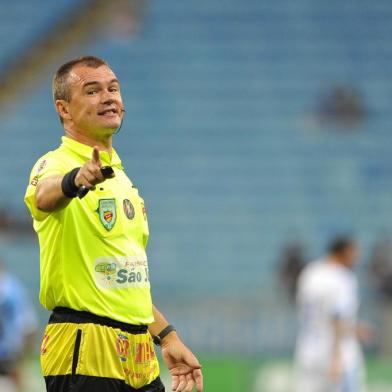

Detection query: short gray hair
xmin=53 ymin=56 xmax=109 ymax=123
xmin=52 ymin=55 xmax=108 ymax=102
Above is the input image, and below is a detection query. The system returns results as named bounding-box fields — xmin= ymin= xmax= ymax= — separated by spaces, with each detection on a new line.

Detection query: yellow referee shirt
xmin=24 ymin=136 xmax=154 ymax=325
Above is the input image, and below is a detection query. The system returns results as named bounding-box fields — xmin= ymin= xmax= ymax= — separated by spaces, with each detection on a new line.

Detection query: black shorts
xmin=45 ymin=374 xmax=165 ymax=392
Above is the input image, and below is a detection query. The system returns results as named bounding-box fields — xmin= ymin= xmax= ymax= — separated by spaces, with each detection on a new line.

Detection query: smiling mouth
xmin=98 ymin=108 xmax=119 ymax=116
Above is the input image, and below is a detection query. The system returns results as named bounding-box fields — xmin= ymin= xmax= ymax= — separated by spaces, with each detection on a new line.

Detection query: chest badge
xmin=98 ymin=199 xmax=117 ymax=231
xmin=123 ymin=199 xmax=135 ymax=220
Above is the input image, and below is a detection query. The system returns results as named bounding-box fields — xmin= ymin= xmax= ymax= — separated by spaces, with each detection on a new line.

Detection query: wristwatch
xmin=153 ymin=325 xmax=176 ymax=346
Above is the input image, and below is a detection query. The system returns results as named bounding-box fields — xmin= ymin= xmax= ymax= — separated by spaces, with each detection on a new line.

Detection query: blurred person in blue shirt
xmin=0 ymin=261 xmax=38 ymax=392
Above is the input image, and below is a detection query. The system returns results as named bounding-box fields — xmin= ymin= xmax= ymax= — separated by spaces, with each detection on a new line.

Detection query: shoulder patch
xmin=123 ymin=199 xmax=135 ymax=220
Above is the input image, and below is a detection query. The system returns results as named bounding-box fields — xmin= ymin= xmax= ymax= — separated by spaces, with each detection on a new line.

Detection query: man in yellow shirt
xmin=25 ymin=56 xmax=203 ymax=392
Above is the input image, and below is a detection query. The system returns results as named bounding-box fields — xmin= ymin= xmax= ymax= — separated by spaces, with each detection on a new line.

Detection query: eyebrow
xmin=82 ymin=78 xmax=120 ymax=88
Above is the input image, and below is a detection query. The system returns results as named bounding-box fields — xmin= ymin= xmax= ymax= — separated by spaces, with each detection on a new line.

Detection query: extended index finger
xmin=92 ymin=146 xmax=102 ymax=167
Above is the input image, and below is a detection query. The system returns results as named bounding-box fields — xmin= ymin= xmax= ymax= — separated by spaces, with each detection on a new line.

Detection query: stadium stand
xmin=1 ymin=0 xmax=392 ymax=353
xmin=0 ymin=0 xmax=80 ymax=66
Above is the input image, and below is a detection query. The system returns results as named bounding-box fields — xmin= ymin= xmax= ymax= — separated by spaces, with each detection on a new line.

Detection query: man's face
xmin=60 ymin=64 xmax=124 ymax=135
xmin=343 ymin=245 xmax=359 ymax=268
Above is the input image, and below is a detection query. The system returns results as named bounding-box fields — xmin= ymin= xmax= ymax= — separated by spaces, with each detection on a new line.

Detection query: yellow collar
xmin=60 ymin=136 xmax=123 ymax=169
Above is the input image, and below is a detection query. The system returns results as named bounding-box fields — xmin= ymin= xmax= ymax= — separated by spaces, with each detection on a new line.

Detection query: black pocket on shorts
xmin=72 ymin=329 xmax=82 ymax=376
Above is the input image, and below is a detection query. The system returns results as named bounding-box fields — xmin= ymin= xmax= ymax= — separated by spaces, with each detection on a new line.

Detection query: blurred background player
xmin=294 ymin=237 xmax=371 ymax=392
xmin=0 ymin=261 xmax=38 ymax=392
xmin=278 ymin=240 xmax=307 ymax=302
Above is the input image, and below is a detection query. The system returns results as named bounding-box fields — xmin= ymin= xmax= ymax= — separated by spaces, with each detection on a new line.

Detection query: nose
xmin=101 ymin=92 xmax=116 ymax=105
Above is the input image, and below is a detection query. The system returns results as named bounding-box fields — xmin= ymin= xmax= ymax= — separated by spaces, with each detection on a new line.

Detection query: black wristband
xmin=61 ymin=168 xmax=81 ymax=198
xmin=153 ymin=325 xmax=176 ymax=346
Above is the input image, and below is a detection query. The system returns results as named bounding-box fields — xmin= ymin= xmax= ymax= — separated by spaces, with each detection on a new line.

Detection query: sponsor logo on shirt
xmin=93 ymin=256 xmax=150 ymax=289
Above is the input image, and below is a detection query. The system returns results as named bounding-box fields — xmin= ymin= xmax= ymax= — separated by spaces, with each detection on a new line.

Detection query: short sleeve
xmin=328 ymin=278 xmax=356 ymax=320
xmin=24 ymin=152 xmax=68 ymax=221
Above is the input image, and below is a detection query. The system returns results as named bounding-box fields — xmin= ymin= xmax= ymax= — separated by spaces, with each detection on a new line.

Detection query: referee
xmin=24 ymin=56 xmax=203 ymax=392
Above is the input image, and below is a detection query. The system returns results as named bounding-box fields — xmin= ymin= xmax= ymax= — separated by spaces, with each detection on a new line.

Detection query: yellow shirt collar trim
xmin=60 ymin=136 xmax=123 ymax=168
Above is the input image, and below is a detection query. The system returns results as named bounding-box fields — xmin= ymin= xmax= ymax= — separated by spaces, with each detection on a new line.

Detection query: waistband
xmin=50 ymin=307 xmax=148 ymax=334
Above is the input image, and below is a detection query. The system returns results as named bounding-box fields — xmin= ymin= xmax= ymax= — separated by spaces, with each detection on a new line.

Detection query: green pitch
xmin=25 ymin=355 xmax=392 ymax=392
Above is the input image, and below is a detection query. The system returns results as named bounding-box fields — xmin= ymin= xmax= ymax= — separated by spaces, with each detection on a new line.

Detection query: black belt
xmin=50 ymin=307 xmax=148 ymax=334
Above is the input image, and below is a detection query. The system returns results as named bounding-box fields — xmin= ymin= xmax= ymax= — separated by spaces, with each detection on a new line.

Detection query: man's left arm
xmin=149 ymin=305 xmax=203 ymax=392
xmin=356 ymin=321 xmax=374 ymax=344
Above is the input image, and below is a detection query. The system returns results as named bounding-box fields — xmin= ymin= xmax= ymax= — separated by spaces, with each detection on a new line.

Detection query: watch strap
xmin=153 ymin=324 xmax=176 ymax=346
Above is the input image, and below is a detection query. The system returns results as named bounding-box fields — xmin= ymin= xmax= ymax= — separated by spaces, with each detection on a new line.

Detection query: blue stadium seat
xmin=1 ymin=1 xmax=392 ymax=336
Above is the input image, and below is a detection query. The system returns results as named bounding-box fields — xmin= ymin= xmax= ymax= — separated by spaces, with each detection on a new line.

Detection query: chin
xmin=101 ymin=121 xmax=121 ymax=131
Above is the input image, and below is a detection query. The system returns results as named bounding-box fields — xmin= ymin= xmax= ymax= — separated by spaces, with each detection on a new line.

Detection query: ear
xmin=55 ymin=100 xmax=71 ymax=122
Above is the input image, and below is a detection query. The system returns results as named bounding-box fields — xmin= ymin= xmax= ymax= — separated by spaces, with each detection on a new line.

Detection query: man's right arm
xmin=328 ymin=317 xmax=345 ymax=383
xmin=35 ymin=176 xmax=72 ymax=212
xmin=35 ymin=146 xmax=109 ymax=212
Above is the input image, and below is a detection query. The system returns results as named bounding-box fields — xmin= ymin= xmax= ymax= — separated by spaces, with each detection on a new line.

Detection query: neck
xmin=327 ymin=255 xmax=347 ymax=268
xmin=64 ymin=127 xmax=113 ymax=156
